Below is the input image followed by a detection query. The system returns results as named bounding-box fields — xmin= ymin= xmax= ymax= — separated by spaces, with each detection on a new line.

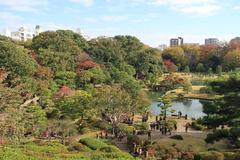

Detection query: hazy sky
xmin=0 ymin=0 xmax=240 ymax=47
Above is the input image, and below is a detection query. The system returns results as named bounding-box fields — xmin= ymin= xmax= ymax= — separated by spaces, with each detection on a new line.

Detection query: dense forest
xmin=0 ymin=31 xmax=161 ymax=159
xmin=162 ymin=38 xmax=240 ymax=73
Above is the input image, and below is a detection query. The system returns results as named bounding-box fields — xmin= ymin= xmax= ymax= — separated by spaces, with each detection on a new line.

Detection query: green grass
xmin=155 ymin=135 xmax=230 ymax=153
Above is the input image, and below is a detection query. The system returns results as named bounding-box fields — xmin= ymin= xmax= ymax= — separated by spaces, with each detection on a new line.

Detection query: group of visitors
xmin=132 ymin=142 xmax=150 ymax=158
xmin=123 ymin=117 xmax=134 ymax=125
xmin=178 ymin=111 xmax=188 ymax=120
xmin=96 ymin=130 xmax=126 ymax=142
xmin=148 ymin=116 xmax=174 ymax=138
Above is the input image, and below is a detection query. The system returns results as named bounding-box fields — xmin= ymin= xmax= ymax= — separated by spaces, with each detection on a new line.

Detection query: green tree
xmin=223 ymin=49 xmax=240 ymax=71
xmin=181 ymin=45 xmax=200 ymax=71
xmin=0 ymin=40 xmax=36 ymax=82
xmin=159 ymin=95 xmax=173 ymax=120
xmin=216 ymin=65 xmax=222 ymax=76
xmin=162 ymin=47 xmax=186 ymax=69
xmin=92 ymin=86 xmax=134 ymax=134
xmin=57 ymin=90 xmax=92 ymax=126
xmin=87 ymin=37 xmax=124 ymax=65
xmin=202 ymin=75 xmax=240 ymax=147
xmin=47 ymin=119 xmax=77 ymax=144
xmin=32 ymin=30 xmax=87 ymax=52
xmin=54 ymin=71 xmax=77 ymax=89
xmin=207 ymin=68 xmax=213 ymax=75
xmin=77 ymin=68 xmax=107 ymax=87
xmin=184 ymin=66 xmax=190 ymax=73
xmin=196 ymin=63 xmax=205 ymax=73
xmin=25 ymin=105 xmax=47 ymax=135
xmin=38 ymin=49 xmax=80 ymax=72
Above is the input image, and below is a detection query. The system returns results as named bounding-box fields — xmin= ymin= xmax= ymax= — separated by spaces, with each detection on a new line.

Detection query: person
xmin=133 ymin=128 xmax=136 ymax=135
xmin=147 ymin=130 xmax=151 ymax=140
xmin=139 ymin=148 xmax=142 ymax=155
xmin=156 ymin=122 xmax=160 ymax=130
xmin=185 ymin=114 xmax=188 ymax=120
xmin=117 ymin=134 xmax=121 ymax=141
xmin=178 ymin=111 xmax=182 ymax=119
xmin=185 ymin=123 xmax=189 ymax=133
xmin=155 ymin=116 xmax=158 ymax=122
xmin=105 ymin=132 xmax=108 ymax=139
xmin=163 ymin=116 xmax=166 ymax=121
xmin=131 ymin=117 xmax=134 ymax=124
xmin=164 ymin=126 xmax=167 ymax=135
xmin=168 ymin=128 xmax=172 ymax=135
xmin=221 ymin=125 xmax=224 ymax=130
xmin=100 ymin=131 xmax=104 ymax=138
xmin=174 ymin=123 xmax=177 ymax=131
xmin=145 ymin=150 xmax=149 ymax=158
xmin=150 ymin=123 xmax=154 ymax=130
xmin=133 ymin=143 xmax=137 ymax=153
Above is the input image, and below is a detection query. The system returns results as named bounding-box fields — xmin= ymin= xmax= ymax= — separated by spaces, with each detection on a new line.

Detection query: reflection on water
xmin=151 ymin=99 xmax=206 ymax=119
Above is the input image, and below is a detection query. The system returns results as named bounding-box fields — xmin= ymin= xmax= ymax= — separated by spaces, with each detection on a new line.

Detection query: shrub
xmin=199 ymin=87 xmax=212 ymax=94
xmin=205 ymin=130 xmax=229 ymax=144
xmin=79 ymin=138 xmax=108 ymax=150
xmin=134 ymin=122 xmax=149 ymax=134
xmin=23 ymin=141 xmax=67 ymax=154
xmin=208 ymin=148 xmax=219 ymax=151
xmin=0 ymin=147 xmax=33 ymax=160
xmin=67 ymin=142 xmax=92 ymax=152
xmin=116 ymin=123 xmax=134 ymax=135
xmin=79 ymin=127 xmax=91 ymax=134
xmin=195 ymin=151 xmax=224 ymax=160
xmin=170 ymin=135 xmax=184 ymax=140
xmin=223 ymin=152 xmax=240 ymax=160
xmin=92 ymin=120 xmax=112 ymax=130
xmin=191 ymin=121 xmax=204 ymax=131
xmin=166 ymin=119 xmax=177 ymax=130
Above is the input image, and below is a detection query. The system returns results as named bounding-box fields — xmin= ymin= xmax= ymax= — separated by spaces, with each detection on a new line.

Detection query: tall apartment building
xmin=170 ymin=37 xmax=183 ymax=47
xmin=205 ymin=38 xmax=219 ymax=45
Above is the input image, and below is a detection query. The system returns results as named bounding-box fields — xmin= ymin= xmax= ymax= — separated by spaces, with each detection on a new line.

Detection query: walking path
xmin=113 ymin=115 xmax=209 ymax=153
xmin=112 ymin=137 xmax=130 ymax=152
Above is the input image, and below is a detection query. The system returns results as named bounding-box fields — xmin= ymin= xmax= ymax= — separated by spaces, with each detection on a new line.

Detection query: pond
xmin=151 ymin=99 xmax=206 ymax=119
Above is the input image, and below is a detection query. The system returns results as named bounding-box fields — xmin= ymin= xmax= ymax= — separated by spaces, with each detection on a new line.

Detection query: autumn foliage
xmin=164 ymin=60 xmax=178 ymax=72
xmin=54 ymin=85 xmax=75 ymax=98
xmin=0 ymin=68 xmax=8 ymax=83
xmin=76 ymin=59 xmax=100 ymax=73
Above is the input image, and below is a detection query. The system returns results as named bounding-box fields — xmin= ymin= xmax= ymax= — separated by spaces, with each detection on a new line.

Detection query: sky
xmin=0 ymin=0 xmax=240 ymax=47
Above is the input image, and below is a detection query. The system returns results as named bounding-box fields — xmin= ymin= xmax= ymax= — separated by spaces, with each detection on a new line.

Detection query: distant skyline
xmin=0 ymin=0 xmax=240 ymax=47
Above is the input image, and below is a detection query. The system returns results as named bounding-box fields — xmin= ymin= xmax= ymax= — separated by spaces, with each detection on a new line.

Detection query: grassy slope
xmin=0 ymin=139 xmax=136 ymax=160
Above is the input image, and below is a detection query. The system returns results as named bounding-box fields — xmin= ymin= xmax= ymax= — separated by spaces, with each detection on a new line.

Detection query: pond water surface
xmin=151 ymin=99 xmax=206 ymax=119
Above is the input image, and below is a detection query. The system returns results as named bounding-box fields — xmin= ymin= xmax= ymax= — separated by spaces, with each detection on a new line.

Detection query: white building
xmin=1 ymin=29 xmax=11 ymax=37
xmin=0 ymin=25 xmax=43 ymax=41
xmin=158 ymin=44 xmax=167 ymax=51
xmin=75 ymin=28 xmax=91 ymax=40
